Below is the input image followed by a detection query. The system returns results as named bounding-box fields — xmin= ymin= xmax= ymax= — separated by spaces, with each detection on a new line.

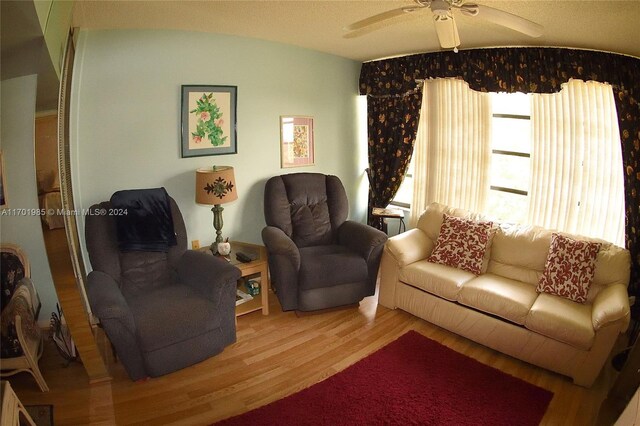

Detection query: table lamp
xmin=196 ymin=166 xmax=238 ymax=252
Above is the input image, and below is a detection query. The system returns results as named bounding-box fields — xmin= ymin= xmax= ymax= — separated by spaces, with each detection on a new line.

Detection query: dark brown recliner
xmin=85 ymin=191 xmax=240 ymax=381
xmin=262 ymin=173 xmax=387 ymax=312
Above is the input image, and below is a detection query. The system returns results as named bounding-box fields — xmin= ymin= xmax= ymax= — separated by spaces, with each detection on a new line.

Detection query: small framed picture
xmin=181 ymin=85 xmax=237 ymax=158
xmin=0 ymin=150 xmax=7 ymax=209
xmin=280 ymin=116 xmax=315 ymax=168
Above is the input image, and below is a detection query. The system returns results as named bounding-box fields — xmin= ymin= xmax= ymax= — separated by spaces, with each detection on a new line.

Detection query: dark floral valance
xmin=360 ymin=47 xmax=640 ymax=300
xmin=360 ymin=47 xmax=638 ymax=98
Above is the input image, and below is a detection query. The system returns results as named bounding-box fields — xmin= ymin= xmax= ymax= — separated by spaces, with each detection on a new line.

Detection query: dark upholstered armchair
xmin=85 ymin=193 xmax=240 ymax=381
xmin=262 ymin=173 xmax=387 ymax=312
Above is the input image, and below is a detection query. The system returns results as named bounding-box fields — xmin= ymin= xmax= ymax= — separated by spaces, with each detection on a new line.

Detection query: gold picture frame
xmin=280 ymin=116 xmax=315 ymax=168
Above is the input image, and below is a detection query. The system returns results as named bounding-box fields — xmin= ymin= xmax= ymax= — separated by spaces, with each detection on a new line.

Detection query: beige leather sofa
xmin=379 ymin=203 xmax=631 ymax=387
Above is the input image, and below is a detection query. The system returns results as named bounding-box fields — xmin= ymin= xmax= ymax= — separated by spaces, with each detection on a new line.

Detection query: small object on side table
xmin=236 ymin=252 xmax=257 ymax=263
xmin=236 ymin=288 xmax=253 ymax=306
xmin=217 ymin=240 xmax=231 ymax=256
xmin=247 ymin=279 xmax=261 ymax=296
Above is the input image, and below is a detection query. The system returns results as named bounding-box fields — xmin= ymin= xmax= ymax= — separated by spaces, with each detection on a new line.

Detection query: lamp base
xmin=211 ymin=204 xmax=224 ymax=251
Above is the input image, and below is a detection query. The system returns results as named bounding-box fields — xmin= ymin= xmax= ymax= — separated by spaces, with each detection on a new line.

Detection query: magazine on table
xmin=236 ymin=289 xmax=253 ymax=306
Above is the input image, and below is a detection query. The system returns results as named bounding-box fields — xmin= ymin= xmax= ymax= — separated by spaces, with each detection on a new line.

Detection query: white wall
xmin=1 ymin=75 xmax=59 ymax=321
xmin=71 ymin=29 xmax=367 ymax=263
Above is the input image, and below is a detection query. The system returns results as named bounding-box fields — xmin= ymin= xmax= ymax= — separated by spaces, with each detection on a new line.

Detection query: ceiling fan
xmin=345 ymin=0 xmax=543 ymax=51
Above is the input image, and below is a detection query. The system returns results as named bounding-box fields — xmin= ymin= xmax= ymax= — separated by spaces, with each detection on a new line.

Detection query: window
xmin=485 ymin=92 xmax=531 ymax=224
xmin=528 ymin=80 xmax=625 ymax=246
xmin=392 ymin=91 xmax=530 ymax=219
xmin=390 ymin=157 xmax=413 ymax=208
xmin=390 ymin=80 xmax=624 ymax=246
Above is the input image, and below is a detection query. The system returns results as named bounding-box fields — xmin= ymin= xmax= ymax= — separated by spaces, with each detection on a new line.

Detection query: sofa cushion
xmin=130 ymin=285 xmax=221 ymax=353
xmin=458 ymin=274 xmax=539 ymax=325
xmin=524 ymin=293 xmax=595 ymax=350
xmin=399 ymin=260 xmax=475 ymax=301
xmin=487 ymin=225 xmax=552 ymax=285
xmin=120 ymin=251 xmax=172 ymax=299
xmin=273 ymin=173 xmax=348 ymax=248
xmin=428 ymin=214 xmax=494 ymax=275
xmin=537 ymin=233 xmax=601 ymax=304
xmin=290 ymin=202 xmax=332 ymax=248
xmin=417 ymin=202 xmax=487 ymax=242
xmin=299 ymin=245 xmax=368 ymax=290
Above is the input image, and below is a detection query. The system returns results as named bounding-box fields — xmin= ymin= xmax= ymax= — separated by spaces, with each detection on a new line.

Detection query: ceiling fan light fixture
xmin=430 ymin=0 xmax=451 ymax=16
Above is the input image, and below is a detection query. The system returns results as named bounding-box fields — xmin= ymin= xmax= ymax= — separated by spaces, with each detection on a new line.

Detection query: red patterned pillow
xmin=537 ymin=233 xmax=601 ymax=303
xmin=427 ymin=214 xmax=494 ymax=275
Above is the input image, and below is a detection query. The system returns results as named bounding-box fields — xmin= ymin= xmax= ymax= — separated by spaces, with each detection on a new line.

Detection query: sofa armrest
xmin=177 ymin=250 xmax=241 ymax=301
xmin=592 ymin=284 xmax=631 ymax=332
xmin=87 ymin=271 xmax=130 ymax=319
xmin=262 ymin=226 xmax=301 ymax=310
xmin=262 ymin=226 xmax=301 ymax=271
xmin=86 ymin=271 xmax=149 ymax=381
xmin=86 ymin=271 xmax=135 ymax=334
xmin=337 ymin=220 xmax=387 ymax=261
xmin=385 ymin=228 xmax=434 ymax=267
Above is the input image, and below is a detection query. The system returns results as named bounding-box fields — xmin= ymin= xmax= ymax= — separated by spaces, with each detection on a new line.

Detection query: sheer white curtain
xmin=528 ymin=79 xmax=625 ymax=246
xmin=409 ymin=78 xmax=492 ymax=226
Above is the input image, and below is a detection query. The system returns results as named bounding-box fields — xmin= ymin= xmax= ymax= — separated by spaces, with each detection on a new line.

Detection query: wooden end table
xmin=199 ymin=241 xmax=270 ymax=317
xmin=372 ymin=207 xmax=406 ymax=234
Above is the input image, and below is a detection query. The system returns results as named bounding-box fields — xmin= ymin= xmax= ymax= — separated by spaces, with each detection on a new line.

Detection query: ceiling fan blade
xmin=475 ymin=4 xmax=543 ymax=38
xmin=456 ymin=3 xmax=479 ymax=17
xmin=344 ymin=5 xmax=423 ymax=32
xmin=434 ymin=14 xmax=460 ymax=49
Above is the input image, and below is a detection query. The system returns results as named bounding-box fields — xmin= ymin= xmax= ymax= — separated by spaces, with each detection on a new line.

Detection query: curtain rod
xmin=363 ymin=46 xmax=639 ymax=64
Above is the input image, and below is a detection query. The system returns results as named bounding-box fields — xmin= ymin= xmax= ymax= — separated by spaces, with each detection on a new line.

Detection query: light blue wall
xmin=71 ymin=29 xmax=367 ymax=265
xmin=1 ymin=75 xmax=59 ymax=322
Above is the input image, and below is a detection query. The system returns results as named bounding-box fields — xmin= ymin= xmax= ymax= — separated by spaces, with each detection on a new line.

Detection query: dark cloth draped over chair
xmin=85 ymin=189 xmax=240 ymax=381
xmin=110 ymin=187 xmax=177 ymax=252
xmin=359 ymin=47 xmax=640 ymax=310
xmin=262 ymin=173 xmax=387 ymax=312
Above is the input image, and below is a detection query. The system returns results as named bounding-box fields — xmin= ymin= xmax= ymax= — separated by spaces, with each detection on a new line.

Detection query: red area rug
xmin=217 ymin=330 xmax=553 ymax=425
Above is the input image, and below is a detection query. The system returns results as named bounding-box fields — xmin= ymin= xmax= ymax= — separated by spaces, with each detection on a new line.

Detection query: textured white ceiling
xmin=73 ymin=1 xmax=640 ymax=62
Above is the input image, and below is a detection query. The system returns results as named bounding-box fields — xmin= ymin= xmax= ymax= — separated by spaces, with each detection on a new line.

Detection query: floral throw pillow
xmin=537 ymin=233 xmax=601 ymax=303
xmin=427 ymin=214 xmax=494 ymax=275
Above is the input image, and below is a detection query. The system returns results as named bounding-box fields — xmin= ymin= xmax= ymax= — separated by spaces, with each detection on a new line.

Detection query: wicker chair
xmin=0 ymin=244 xmax=49 ymax=392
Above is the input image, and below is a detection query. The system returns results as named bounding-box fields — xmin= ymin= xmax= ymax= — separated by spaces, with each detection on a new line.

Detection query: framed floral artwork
xmin=280 ymin=116 xmax=315 ymax=168
xmin=181 ymin=85 xmax=237 ymax=157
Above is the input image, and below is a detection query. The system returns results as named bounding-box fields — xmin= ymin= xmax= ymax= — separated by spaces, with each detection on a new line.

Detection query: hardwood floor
xmin=9 ymin=292 xmax=622 ymax=425
xmin=9 ymin=228 xmax=622 ymax=425
xmin=40 ymin=225 xmax=110 ymax=383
